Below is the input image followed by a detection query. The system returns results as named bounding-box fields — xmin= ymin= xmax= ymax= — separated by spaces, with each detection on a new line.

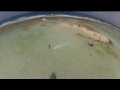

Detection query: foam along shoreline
xmin=61 ymin=23 xmax=109 ymax=43
xmin=0 ymin=14 xmax=119 ymax=31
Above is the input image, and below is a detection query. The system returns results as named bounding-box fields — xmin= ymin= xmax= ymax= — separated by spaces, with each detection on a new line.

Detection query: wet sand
xmin=0 ymin=17 xmax=120 ymax=79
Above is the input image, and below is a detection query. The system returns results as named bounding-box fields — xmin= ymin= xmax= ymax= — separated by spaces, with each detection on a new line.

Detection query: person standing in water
xmin=49 ymin=44 xmax=51 ymax=49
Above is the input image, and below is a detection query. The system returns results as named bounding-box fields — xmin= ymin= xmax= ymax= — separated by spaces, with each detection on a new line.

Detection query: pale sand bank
xmin=42 ymin=18 xmax=48 ymax=21
xmin=61 ymin=23 xmax=109 ymax=43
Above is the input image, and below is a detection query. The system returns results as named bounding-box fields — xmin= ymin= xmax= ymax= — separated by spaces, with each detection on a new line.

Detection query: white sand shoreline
xmin=0 ymin=15 xmax=119 ymax=31
xmin=61 ymin=23 xmax=109 ymax=43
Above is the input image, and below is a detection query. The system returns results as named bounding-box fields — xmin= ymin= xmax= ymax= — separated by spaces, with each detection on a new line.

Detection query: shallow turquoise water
xmin=0 ymin=17 xmax=120 ymax=79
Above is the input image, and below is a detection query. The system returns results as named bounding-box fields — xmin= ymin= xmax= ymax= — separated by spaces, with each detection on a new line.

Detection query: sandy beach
xmin=61 ymin=23 xmax=109 ymax=43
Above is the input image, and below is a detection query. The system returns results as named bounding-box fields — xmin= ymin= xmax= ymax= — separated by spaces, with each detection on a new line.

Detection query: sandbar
xmin=61 ymin=23 xmax=109 ymax=43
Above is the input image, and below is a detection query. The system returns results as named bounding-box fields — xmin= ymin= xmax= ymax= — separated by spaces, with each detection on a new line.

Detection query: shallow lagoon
xmin=0 ymin=17 xmax=120 ymax=79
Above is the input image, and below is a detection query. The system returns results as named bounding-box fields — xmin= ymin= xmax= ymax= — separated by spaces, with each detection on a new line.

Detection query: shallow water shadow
xmin=50 ymin=72 xmax=57 ymax=79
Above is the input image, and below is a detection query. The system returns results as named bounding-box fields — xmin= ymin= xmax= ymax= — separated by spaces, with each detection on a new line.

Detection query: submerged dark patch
xmin=75 ymin=32 xmax=117 ymax=58
xmin=97 ymin=41 xmax=117 ymax=58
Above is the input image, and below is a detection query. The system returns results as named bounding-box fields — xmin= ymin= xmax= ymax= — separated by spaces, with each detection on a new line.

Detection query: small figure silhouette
xmin=50 ymin=72 xmax=56 ymax=79
xmin=49 ymin=44 xmax=51 ymax=48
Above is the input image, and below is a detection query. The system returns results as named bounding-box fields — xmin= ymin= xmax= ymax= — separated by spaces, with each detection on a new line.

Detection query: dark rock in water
xmin=88 ymin=43 xmax=94 ymax=47
xmin=50 ymin=73 xmax=56 ymax=79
